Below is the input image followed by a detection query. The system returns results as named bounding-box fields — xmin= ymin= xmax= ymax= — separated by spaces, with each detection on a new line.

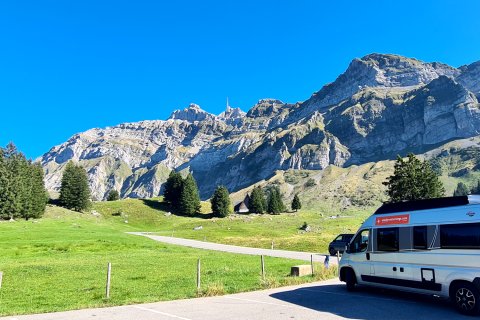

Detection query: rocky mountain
xmin=39 ymin=53 xmax=480 ymax=200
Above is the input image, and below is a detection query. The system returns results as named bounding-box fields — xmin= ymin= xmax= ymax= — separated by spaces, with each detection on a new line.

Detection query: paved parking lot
xmin=1 ymin=279 xmax=469 ymax=320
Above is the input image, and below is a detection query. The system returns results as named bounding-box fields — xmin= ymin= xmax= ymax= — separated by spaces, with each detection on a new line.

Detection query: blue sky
xmin=1 ymin=0 xmax=480 ymax=159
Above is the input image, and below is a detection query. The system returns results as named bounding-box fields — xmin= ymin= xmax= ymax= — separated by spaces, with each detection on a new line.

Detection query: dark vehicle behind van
xmin=328 ymin=233 xmax=354 ymax=256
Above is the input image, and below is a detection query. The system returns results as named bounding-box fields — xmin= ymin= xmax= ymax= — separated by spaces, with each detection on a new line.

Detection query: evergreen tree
xmin=1 ymin=143 xmax=24 ymax=219
xmin=178 ymin=173 xmax=201 ymax=216
xmin=291 ymin=194 xmax=302 ymax=212
xmin=383 ymin=153 xmax=445 ymax=203
xmin=18 ymin=155 xmax=32 ymax=219
xmin=0 ymin=149 xmax=10 ymax=219
xmin=59 ymin=162 xmax=91 ymax=212
xmin=471 ymin=180 xmax=480 ymax=194
xmin=267 ymin=186 xmax=285 ymax=214
xmin=163 ymin=171 xmax=184 ymax=209
xmin=249 ymin=186 xmax=267 ymax=214
xmin=210 ymin=185 xmax=231 ymax=217
xmin=25 ymin=163 xmax=47 ymax=220
xmin=454 ymin=182 xmax=470 ymax=197
xmin=0 ymin=143 xmax=47 ymax=220
xmin=107 ymin=190 xmax=120 ymax=201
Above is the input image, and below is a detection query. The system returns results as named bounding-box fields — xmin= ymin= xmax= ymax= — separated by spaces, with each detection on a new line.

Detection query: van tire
xmin=329 ymin=247 xmax=336 ymax=256
xmin=450 ymin=282 xmax=480 ymax=315
xmin=345 ymin=268 xmax=356 ymax=292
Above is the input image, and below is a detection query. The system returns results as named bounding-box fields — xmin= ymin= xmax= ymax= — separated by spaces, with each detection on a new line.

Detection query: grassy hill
xmin=93 ymin=197 xmax=371 ymax=252
xmin=0 ymin=205 xmax=335 ymax=317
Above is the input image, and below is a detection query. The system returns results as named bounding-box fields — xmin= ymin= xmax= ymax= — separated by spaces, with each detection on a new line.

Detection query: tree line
xmin=249 ymin=186 xmax=301 ymax=214
xmin=163 ymin=171 xmax=302 ymax=217
xmin=0 ymin=143 xmax=47 ymax=220
xmin=0 ymin=143 xmax=464 ymax=220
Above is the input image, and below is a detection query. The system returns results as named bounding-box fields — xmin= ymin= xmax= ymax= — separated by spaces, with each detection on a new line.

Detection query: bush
xmin=107 ymin=190 xmax=120 ymax=201
xmin=305 ymin=178 xmax=317 ymax=187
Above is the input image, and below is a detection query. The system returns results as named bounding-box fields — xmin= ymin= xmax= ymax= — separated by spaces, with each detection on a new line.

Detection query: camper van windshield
xmin=350 ymin=229 xmax=369 ymax=253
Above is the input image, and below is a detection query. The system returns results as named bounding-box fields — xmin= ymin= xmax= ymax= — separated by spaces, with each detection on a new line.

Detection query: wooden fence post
xmin=271 ymin=241 xmax=274 ymax=250
xmin=0 ymin=271 xmax=3 ymax=289
xmin=310 ymin=255 xmax=314 ymax=276
xmin=261 ymin=255 xmax=265 ymax=280
xmin=197 ymin=259 xmax=201 ymax=291
xmin=105 ymin=262 xmax=112 ymax=299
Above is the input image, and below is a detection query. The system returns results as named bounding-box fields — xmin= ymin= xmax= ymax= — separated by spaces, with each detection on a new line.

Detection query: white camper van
xmin=339 ymin=195 xmax=480 ymax=315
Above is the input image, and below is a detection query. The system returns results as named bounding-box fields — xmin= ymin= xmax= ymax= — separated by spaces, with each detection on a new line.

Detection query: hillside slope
xmin=39 ymin=53 xmax=480 ymax=200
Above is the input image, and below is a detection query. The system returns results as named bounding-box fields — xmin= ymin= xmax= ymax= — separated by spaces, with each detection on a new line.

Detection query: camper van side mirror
xmin=345 ymin=244 xmax=351 ymax=254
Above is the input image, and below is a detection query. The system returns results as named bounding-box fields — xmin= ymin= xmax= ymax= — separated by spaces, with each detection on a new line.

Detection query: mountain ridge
xmin=39 ymin=53 xmax=480 ymax=200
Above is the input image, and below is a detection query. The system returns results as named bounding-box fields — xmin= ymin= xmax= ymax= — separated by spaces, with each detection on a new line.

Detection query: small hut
xmin=234 ymin=194 xmax=251 ymax=213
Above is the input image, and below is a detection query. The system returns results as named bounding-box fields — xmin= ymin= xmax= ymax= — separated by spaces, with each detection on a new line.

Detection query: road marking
xmin=133 ymin=306 xmax=193 ymax=320
xmin=224 ymin=296 xmax=294 ymax=308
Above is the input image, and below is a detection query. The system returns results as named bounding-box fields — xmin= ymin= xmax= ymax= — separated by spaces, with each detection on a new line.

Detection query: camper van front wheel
xmin=451 ymin=282 xmax=480 ymax=315
xmin=345 ymin=268 xmax=356 ymax=292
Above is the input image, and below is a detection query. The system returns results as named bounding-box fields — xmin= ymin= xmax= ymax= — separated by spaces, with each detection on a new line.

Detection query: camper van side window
xmin=350 ymin=229 xmax=369 ymax=253
xmin=377 ymin=227 xmax=399 ymax=252
xmin=413 ymin=226 xmax=428 ymax=249
xmin=440 ymin=223 xmax=480 ymax=249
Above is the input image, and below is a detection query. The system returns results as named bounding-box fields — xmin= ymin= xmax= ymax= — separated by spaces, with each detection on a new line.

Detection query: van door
xmin=348 ymin=229 xmax=373 ymax=282
xmin=394 ymin=227 xmax=414 ymax=283
xmin=367 ymin=227 xmax=398 ymax=282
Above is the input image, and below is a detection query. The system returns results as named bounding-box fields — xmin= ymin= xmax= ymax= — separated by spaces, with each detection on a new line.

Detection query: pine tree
xmin=59 ymin=162 xmax=91 ymax=212
xmin=107 ymin=190 xmax=120 ymax=201
xmin=210 ymin=185 xmax=231 ymax=217
xmin=163 ymin=171 xmax=184 ymax=210
xmin=0 ymin=148 xmax=9 ymax=219
xmin=178 ymin=173 xmax=201 ymax=216
xmin=291 ymin=194 xmax=302 ymax=212
xmin=472 ymin=180 xmax=480 ymax=194
xmin=267 ymin=186 xmax=285 ymax=214
xmin=249 ymin=186 xmax=267 ymax=214
xmin=454 ymin=182 xmax=470 ymax=197
xmin=18 ymin=156 xmax=32 ymax=219
xmin=2 ymin=143 xmax=24 ymax=219
xmin=383 ymin=153 xmax=445 ymax=203
xmin=0 ymin=143 xmax=47 ymax=220
xmin=25 ymin=163 xmax=47 ymax=220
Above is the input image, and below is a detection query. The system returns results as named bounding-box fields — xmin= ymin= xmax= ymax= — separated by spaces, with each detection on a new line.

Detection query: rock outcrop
xmin=39 ymin=53 xmax=480 ymax=200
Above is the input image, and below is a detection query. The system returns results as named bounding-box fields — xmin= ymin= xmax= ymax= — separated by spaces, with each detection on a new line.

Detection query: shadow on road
xmin=270 ymin=284 xmax=469 ymax=320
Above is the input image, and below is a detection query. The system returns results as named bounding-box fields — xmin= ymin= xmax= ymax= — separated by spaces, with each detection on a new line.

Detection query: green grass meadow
xmin=94 ymin=197 xmax=372 ymax=252
xmin=0 ymin=203 xmax=343 ymax=316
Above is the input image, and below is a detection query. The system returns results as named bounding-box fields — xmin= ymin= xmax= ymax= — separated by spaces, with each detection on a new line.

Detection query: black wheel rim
xmin=456 ymin=288 xmax=476 ymax=311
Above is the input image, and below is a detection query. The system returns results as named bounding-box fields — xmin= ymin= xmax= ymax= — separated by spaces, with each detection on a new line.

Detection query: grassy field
xmin=93 ymin=197 xmax=372 ymax=252
xmin=0 ymin=205 xmax=338 ymax=316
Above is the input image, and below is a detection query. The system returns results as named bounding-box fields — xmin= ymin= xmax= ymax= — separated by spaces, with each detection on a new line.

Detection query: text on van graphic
xmin=375 ymin=214 xmax=410 ymax=226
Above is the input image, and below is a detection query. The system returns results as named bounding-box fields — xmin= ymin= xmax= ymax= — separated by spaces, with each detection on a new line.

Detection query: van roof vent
xmin=374 ymin=196 xmax=470 ymax=215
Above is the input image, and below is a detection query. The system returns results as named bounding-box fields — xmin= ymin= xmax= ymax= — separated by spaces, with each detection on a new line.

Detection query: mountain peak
xmin=168 ymin=103 xmax=216 ymax=122
xmin=219 ymin=105 xmax=245 ymax=120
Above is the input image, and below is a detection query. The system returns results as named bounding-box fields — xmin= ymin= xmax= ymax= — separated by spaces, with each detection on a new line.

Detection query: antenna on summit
xmin=226 ymin=97 xmax=230 ymax=109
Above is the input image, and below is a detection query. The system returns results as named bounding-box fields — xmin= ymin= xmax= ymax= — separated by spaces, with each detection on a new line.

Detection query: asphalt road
xmin=128 ymin=232 xmax=337 ymax=264
xmin=1 ymin=279 xmax=467 ymax=320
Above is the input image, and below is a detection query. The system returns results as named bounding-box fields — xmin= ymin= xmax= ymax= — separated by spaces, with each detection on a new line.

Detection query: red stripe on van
xmin=375 ymin=214 xmax=410 ymax=226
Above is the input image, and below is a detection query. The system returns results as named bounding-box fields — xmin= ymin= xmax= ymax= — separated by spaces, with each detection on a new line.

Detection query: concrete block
xmin=291 ymin=265 xmax=312 ymax=277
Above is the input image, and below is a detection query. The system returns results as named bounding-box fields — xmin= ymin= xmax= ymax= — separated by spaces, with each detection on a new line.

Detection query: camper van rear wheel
xmin=345 ymin=268 xmax=356 ymax=292
xmin=451 ymin=282 xmax=480 ymax=315
xmin=329 ymin=247 xmax=336 ymax=256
